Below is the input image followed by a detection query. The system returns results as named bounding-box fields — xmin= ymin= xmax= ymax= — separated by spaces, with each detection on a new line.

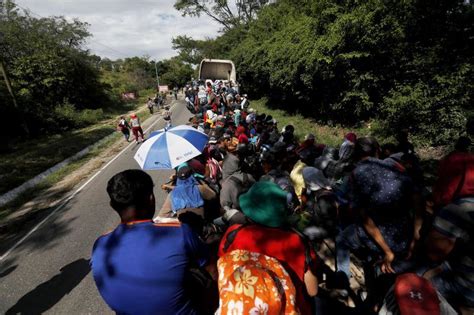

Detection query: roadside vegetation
xmin=251 ymin=98 xmax=371 ymax=147
xmin=0 ymin=1 xmax=192 ymax=197
xmin=173 ymin=0 xmax=473 ymax=147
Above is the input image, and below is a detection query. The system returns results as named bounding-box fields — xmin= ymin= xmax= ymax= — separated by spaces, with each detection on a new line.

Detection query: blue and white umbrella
xmin=134 ymin=125 xmax=209 ymax=169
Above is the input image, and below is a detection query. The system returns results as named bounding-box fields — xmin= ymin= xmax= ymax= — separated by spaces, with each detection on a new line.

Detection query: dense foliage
xmin=0 ymin=1 xmax=194 ymax=142
xmin=174 ymin=0 xmax=474 ymax=145
xmin=0 ymin=1 xmax=112 ymax=137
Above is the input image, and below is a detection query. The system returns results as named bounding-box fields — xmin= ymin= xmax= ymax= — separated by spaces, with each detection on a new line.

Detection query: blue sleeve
xmin=182 ymin=224 xmax=209 ymax=267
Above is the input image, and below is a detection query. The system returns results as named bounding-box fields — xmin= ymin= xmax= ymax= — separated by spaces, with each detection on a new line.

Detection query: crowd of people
xmin=93 ymin=81 xmax=473 ymax=315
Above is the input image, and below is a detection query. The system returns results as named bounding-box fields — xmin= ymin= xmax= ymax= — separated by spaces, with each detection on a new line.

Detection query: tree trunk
xmin=0 ymin=58 xmax=29 ymax=136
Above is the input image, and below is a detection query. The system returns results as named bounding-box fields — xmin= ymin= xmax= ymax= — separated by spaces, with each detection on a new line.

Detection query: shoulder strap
xmin=228 ymin=175 xmax=243 ymax=186
xmin=222 ymin=223 xmax=249 ymax=253
xmin=290 ymin=227 xmax=314 ymax=270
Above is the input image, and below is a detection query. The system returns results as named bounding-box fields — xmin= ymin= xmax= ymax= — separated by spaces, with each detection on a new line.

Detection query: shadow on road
xmin=5 ymin=258 xmax=90 ymax=315
xmin=0 ymin=264 xmax=17 ymax=278
xmin=0 ymin=201 xmax=77 ymax=264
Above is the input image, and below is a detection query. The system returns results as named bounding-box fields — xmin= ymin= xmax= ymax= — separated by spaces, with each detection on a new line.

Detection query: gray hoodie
xmin=220 ymin=154 xmax=255 ymax=209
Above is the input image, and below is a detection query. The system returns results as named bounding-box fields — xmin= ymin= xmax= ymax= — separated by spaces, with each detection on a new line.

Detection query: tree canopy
xmin=173 ymin=0 xmax=474 ymax=145
xmin=174 ymin=0 xmax=271 ymax=30
xmin=0 ymin=1 xmax=194 ymax=140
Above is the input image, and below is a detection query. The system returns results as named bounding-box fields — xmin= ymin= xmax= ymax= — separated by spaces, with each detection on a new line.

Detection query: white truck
xmin=198 ymin=59 xmax=239 ymax=93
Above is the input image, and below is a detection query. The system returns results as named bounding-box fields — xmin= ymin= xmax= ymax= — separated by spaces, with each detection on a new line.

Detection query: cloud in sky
xmin=13 ymin=0 xmax=221 ymax=60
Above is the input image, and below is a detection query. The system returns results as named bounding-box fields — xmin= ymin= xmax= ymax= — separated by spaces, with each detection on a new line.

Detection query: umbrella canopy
xmin=134 ymin=125 xmax=208 ymax=169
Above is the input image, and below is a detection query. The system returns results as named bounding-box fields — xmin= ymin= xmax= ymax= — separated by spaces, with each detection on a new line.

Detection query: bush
xmin=381 ymin=79 xmax=468 ymax=146
xmin=53 ymin=101 xmax=105 ymax=131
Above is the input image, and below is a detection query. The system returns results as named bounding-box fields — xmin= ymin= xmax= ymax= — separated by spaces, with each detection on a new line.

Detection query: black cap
xmin=177 ymin=165 xmax=193 ymax=179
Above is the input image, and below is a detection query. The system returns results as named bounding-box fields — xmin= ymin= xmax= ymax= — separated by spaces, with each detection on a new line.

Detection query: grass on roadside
xmin=0 ymin=88 xmax=157 ymax=196
xmin=251 ymin=98 xmax=371 ymax=147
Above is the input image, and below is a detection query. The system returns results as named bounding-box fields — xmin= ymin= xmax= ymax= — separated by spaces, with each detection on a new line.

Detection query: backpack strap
xmin=291 ymin=227 xmax=315 ymax=271
xmin=222 ymin=223 xmax=249 ymax=253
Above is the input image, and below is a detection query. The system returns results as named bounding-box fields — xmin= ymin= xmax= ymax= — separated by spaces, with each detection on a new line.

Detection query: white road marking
xmin=0 ymin=101 xmax=181 ymax=262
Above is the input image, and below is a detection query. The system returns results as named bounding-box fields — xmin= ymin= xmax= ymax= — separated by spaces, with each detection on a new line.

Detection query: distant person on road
xmin=91 ymin=170 xmax=211 ymax=315
xmin=129 ymin=113 xmax=144 ymax=143
xmin=173 ymin=87 xmax=178 ymax=100
xmin=117 ymin=116 xmax=130 ymax=142
xmin=163 ymin=106 xmax=172 ymax=129
xmin=146 ymin=97 xmax=154 ymax=114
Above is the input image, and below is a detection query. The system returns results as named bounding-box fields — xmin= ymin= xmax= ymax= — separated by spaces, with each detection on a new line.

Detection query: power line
xmin=87 ymin=40 xmax=130 ymax=58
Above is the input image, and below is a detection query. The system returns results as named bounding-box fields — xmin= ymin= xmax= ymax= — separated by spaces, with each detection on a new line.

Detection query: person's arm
xmin=304 ymin=270 xmax=318 ymax=296
xmin=406 ymin=192 xmax=424 ymax=259
xmin=361 ymin=211 xmax=395 ymax=273
xmin=198 ymin=183 xmax=217 ymax=200
xmin=425 ymin=229 xmax=456 ymax=262
xmin=304 ymin=243 xmax=319 ymax=296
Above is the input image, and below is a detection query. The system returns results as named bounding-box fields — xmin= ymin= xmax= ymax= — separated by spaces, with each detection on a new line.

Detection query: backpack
xmin=216 ymin=249 xmax=299 ymax=315
xmin=207 ymin=157 xmax=223 ymax=185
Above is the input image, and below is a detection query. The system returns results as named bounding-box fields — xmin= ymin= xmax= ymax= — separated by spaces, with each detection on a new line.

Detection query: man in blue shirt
xmin=91 ymin=170 xmax=210 ymax=315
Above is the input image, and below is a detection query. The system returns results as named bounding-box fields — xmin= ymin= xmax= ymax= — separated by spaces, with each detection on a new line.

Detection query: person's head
xmin=130 ymin=113 xmax=137 ymax=119
xmin=239 ymin=181 xmax=289 ymax=228
xmin=454 ymin=136 xmax=471 ymax=152
xmin=396 ymin=129 xmax=409 ymax=143
xmin=120 ymin=116 xmax=125 ymax=120
xmin=354 ymin=137 xmax=380 ymax=160
xmin=304 ymin=133 xmax=315 ymax=145
xmin=302 ymin=167 xmax=332 ymax=192
xmin=381 ymin=143 xmax=397 ymax=159
xmin=107 ymin=170 xmax=155 ymax=222
xmin=176 ymin=164 xmax=193 ymax=180
xmin=345 ymin=132 xmax=357 ymax=143
xmin=260 ymin=151 xmax=276 ymax=174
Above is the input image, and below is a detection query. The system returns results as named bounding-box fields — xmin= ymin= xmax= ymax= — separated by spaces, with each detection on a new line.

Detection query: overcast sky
xmin=14 ymin=0 xmax=221 ymax=61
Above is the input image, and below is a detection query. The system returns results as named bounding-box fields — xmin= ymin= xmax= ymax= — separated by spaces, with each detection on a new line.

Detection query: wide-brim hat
xmin=302 ymin=167 xmax=331 ymax=191
xmin=239 ymin=181 xmax=288 ymax=228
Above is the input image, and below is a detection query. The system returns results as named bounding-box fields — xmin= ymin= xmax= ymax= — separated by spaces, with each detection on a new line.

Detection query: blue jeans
xmin=336 ymin=224 xmax=362 ymax=278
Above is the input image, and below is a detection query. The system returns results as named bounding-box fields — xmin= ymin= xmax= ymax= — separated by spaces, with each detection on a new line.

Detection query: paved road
xmin=0 ymin=99 xmax=193 ymax=314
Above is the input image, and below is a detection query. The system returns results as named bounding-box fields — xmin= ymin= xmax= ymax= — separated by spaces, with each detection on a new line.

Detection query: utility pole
xmin=154 ymin=61 xmax=160 ymax=89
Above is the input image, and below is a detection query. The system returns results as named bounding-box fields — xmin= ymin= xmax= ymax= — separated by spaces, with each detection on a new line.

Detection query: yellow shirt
xmin=290 ymin=160 xmax=307 ymax=200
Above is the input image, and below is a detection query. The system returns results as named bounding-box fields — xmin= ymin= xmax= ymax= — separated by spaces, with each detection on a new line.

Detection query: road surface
xmin=0 ymin=98 xmax=194 ymax=314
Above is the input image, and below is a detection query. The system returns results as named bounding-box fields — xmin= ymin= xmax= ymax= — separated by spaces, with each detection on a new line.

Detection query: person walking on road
xmin=117 ymin=116 xmax=131 ymax=142
xmin=129 ymin=113 xmax=144 ymax=143
xmin=163 ymin=106 xmax=172 ymax=129
xmin=173 ymin=87 xmax=178 ymax=100
xmin=147 ymin=97 xmax=154 ymax=114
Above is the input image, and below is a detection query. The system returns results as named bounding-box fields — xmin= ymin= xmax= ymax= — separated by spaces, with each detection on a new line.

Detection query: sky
xmin=13 ymin=0 xmax=221 ymax=61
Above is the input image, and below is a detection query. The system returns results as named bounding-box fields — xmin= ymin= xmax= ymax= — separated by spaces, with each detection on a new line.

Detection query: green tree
xmin=159 ymin=57 xmax=194 ymax=88
xmin=174 ymin=0 xmax=271 ymax=30
xmin=0 ymin=0 xmax=110 ymax=136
